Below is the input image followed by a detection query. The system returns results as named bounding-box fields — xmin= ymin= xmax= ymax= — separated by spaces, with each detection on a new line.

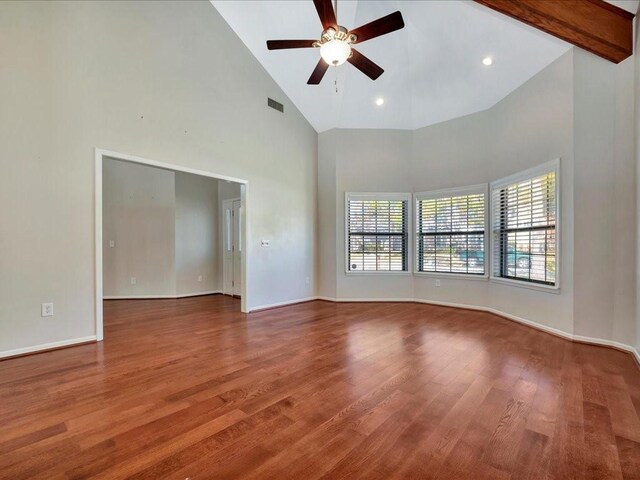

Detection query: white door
xmin=222 ymin=198 xmax=242 ymax=297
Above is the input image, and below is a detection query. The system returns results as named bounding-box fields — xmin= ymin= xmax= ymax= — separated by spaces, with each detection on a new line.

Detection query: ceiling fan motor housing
xmin=315 ymin=25 xmax=356 ymax=47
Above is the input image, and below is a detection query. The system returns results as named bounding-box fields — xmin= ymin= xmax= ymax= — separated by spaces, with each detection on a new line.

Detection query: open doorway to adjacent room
xmin=94 ymin=149 xmax=248 ymax=341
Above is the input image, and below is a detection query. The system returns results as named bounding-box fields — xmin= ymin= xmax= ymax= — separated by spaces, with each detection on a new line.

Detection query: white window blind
xmin=346 ymin=194 xmax=409 ymax=272
xmin=415 ymin=187 xmax=486 ymax=275
xmin=491 ymin=163 xmax=558 ymax=286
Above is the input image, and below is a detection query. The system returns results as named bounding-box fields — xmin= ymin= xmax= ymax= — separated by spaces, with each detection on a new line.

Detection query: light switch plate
xmin=41 ymin=303 xmax=54 ymax=317
xmin=109 ymin=240 xmax=115 ymax=248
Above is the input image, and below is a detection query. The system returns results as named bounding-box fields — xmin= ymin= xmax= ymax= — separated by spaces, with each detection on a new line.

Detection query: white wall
xmin=318 ymin=48 xmax=638 ymax=350
xmin=0 ymin=1 xmax=317 ymax=355
xmin=103 ymin=159 xmax=177 ymax=297
xmin=175 ymin=172 xmax=219 ymax=296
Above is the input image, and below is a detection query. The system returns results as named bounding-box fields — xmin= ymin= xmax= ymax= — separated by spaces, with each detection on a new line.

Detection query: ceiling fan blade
xmin=307 ymin=58 xmax=329 ymax=85
xmin=267 ymin=40 xmax=317 ymax=50
xmin=313 ymin=0 xmax=337 ymax=30
xmin=347 ymin=48 xmax=384 ymax=80
xmin=349 ymin=11 xmax=405 ymax=44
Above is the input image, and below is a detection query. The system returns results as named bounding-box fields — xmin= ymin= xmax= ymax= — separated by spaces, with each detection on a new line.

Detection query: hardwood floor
xmin=1 ymin=295 xmax=640 ymax=479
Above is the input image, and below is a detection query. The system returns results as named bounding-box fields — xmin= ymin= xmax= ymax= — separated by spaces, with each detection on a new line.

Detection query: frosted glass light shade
xmin=320 ymin=39 xmax=351 ymax=66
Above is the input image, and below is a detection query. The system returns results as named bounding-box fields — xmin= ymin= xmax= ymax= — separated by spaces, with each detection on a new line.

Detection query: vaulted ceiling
xmin=211 ymin=1 xmax=638 ymax=132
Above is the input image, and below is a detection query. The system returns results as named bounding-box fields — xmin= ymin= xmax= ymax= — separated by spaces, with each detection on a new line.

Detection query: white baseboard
xmin=103 ymin=295 xmax=176 ymax=300
xmin=177 ymin=291 xmax=222 ymax=298
xmin=314 ymin=296 xmax=640 ymax=367
xmin=570 ymin=333 xmax=640 ymax=365
xmin=316 ymin=296 xmax=416 ymax=303
xmin=249 ymin=296 xmax=319 ymax=312
xmin=103 ymin=291 xmax=221 ymax=300
xmin=4 ymin=297 xmax=637 ymax=367
xmin=0 ymin=335 xmax=97 ymax=360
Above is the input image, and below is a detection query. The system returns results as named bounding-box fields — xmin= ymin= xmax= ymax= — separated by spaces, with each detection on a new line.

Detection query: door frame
xmin=222 ymin=197 xmax=242 ymax=296
xmin=94 ymin=148 xmax=249 ymax=342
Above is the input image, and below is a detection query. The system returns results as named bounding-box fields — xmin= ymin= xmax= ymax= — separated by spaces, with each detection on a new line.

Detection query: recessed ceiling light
xmin=375 ymin=97 xmax=385 ymax=106
xmin=482 ymin=56 xmax=494 ymax=66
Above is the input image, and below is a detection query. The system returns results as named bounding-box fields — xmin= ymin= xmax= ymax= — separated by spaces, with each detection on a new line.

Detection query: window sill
xmin=345 ymin=271 xmax=412 ymax=276
xmin=414 ymin=272 xmax=488 ymax=281
xmin=490 ymin=276 xmax=560 ymax=294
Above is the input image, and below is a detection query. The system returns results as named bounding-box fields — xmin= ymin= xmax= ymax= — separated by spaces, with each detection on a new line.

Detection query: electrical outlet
xmin=261 ymin=240 xmax=270 ymax=248
xmin=130 ymin=277 xmax=137 ymax=285
xmin=41 ymin=303 xmax=54 ymax=317
xmin=109 ymin=240 xmax=115 ymax=248
xmin=435 ymin=279 xmax=441 ymax=287
xmin=197 ymin=275 xmax=203 ymax=282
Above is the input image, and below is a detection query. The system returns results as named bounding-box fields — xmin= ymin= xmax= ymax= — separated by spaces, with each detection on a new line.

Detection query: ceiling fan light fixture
xmin=320 ymin=39 xmax=352 ymax=66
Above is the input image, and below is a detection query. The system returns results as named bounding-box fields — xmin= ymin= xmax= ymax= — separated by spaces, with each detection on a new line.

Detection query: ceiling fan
xmin=266 ymin=0 xmax=405 ymax=85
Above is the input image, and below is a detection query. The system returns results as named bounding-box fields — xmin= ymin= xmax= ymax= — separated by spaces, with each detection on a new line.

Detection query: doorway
xmin=94 ymin=148 xmax=249 ymax=342
xmin=222 ymin=198 xmax=242 ymax=297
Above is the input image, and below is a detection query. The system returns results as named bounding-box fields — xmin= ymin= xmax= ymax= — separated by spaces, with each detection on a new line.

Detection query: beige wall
xmin=317 ymin=130 xmax=338 ymax=299
xmin=485 ymin=49 xmax=574 ymax=335
xmin=0 ymin=0 xmax=636 ymax=356
xmin=336 ymin=129 xmax=414 ymax=300
xmin=103 ymin=160 xmax=224 ymax=299
xmin=175 ymin=172 xmax=219 ymax=296
xmin=636 ymin=18 xmax=640 ymax=353
xmin=410 ymin=50 xmax=576 ymax=334
xmin=103 ymin=159 xmax=177 ymax=297
xmin=318 ymin=48 xmax=638 ymax=350
xmin=573 ymin=50 xmax=636 ymax=343
xmin=0 ymin=1 xmax=317 ymax=356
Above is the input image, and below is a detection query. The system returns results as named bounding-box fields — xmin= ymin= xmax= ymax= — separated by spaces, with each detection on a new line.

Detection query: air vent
xmin=267 ymin=98 xmax=284 ymax=113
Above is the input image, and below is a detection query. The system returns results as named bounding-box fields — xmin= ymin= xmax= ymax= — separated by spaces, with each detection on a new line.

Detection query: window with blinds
xmin=415 ymin=187 xmax=486 ymax=275
xmin=346 ymin=194 xmax=409 ymax=272
xmin=491 ymin=162 xmax=558 ymax=286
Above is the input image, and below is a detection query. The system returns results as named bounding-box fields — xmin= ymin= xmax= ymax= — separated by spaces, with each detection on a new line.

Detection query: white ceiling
xmin=212 ymin=1 xmax=637 ymax=132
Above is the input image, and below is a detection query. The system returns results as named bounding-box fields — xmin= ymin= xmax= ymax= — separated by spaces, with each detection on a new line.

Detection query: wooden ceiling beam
xmin=473 ymin=0 xmax=634 ymax=64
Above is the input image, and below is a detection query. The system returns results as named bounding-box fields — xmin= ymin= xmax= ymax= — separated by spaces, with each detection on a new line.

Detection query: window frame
xmin=344 ymin=192 xmax=412 ymax=275
xmin=489 ymin=158 xmax=561 ymax=293
xmin=413 ymin=184 xmax=489 ymax=280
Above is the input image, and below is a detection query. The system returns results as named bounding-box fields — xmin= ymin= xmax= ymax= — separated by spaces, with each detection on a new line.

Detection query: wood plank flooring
xmin=1 ymin=295 xmax=640 ymax=479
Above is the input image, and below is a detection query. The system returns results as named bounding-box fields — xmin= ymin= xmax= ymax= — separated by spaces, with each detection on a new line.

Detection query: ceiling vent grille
xmin=267 ymin=98 xmax=284 ymax=113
